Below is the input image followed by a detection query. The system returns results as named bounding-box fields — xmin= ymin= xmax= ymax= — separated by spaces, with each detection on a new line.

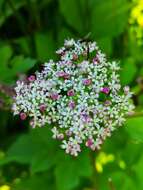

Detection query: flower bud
xmin=20 ymin=112 xmax=27 ymax=120
xmin=28 ymin=75 xmax=36 ymax=82
xmin=67 ymin=89 xmax=75 ymax=96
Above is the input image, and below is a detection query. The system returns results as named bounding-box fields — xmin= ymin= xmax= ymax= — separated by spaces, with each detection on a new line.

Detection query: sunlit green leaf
xmin=125 ymin=117 xmax=143 ymax=143
xmin=120 ymin=57 xmax=137 ymax=85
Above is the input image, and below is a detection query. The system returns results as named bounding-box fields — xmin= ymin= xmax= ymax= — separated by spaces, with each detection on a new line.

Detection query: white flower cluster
xmin=12 ymin=39 xmax=134 ymax=156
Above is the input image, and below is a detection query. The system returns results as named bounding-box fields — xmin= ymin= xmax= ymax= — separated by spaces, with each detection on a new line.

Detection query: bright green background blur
xmin=0 ymin=0 xmax=143 ymax=190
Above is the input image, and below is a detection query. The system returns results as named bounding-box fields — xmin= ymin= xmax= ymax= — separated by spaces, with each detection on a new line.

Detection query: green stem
xmin=108 ymin=178 xmax=116 ymax=190
xmin=90 ymin=151 xmax=99 ymax=190
xmin=25 ymin=0 xmax=41 ymax=29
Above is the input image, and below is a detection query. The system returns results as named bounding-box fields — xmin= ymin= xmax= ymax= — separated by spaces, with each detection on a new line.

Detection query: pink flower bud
xmin=93 ymin=56 xmax=99 ymax=64
xmin=86 ymin=139 xmax=93 ymax=147
xmin=66 ymin=130 xmax=72 ymax=136
xmin=20 ymin=112 xmax=27 ymax=120
xmin=61 ymin=52 xmax=65 ymax=56
xmin=104 ymin=100 xmax=111 ymax=106
xmin=57 ymin=71 xmax=66 ymax=77
xmin=83 ymin=51 xmax=87 ymax=56
xmin=57 ymin=71 xmax=70 ymax=80
xmin=57 ymin=133 xmax=64 ymax=140
xmin=56 ymin=48 xmax=65 ymax=56
xmin=68 ymin=101 xmax=75 ymax=109
xmin=66 ymin=60 xmax=72 ymax=65
xmin=63 ymin=73 xmax=70 ymax=80
xmin=72 ymin=53 xmax=78 ymax=61
xmin=81 ymin=113 xmax=91 ymax=123
xmin=101 ymin=87 xmax=110 ymax=94
xmin=67 ymin=89 xmax=75 ymax=96
xmin=123 ymin=86 xmax=130 ymax=95
xmin=83 ymin=79 xmax=92 ymax=86
xmin=28 ymin=75 xmax=36 ymax=82
xmin=39 ymin=104 xmax=46 ymax=112
xmin=51 ymin=93 xmax=59 ymax=100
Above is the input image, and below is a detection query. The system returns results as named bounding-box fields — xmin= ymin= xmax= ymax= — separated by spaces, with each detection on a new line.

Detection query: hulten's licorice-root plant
xmin=12 ymin=39 xmax=134 ymax=156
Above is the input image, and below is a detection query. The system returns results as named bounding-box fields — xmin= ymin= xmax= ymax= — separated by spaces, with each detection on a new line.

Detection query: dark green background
xmin=0 ymin=0 xmax=143 ymax=190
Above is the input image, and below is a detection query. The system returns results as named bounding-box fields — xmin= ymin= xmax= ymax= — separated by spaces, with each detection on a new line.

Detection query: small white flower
xmin=64 ymin=39 xmax=75 ymax=47
xmin=51 ymin=127 xmax=59 ymax=139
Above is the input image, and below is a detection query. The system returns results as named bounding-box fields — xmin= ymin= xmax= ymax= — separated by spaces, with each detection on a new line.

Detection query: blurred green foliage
xmin=0 ymin=0 xmax=143 ymax=190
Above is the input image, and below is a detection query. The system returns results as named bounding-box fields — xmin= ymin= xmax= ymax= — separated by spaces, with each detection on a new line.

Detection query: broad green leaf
xmin=55 ymin=151 xmax=92 ymax=190
xmin=10 ymin=56 xmax=36 ymax=73
xmin=97 ymin=171 xmax=137 ymax=190
xmin=96 ymin=37 xmax=113 ymax=56
xmin=30 ymin=150 xmax=56 ymax=174
xmin=35 ymin=32 xmax=56 ymax=62
xmin=6 ymin=133 xmax=43 ymax=164
xmin=120 ymin=57 xmax=137 ymax=85
xmin=91 ymin=0 xmax=129 ymax=38
xmin=0 ymin=45 xmax=12 ymax=65
xmin=121 ymin=142 xmax=143 ymax=167
xmin=0 ymin=0 xmax=25 ymax=26
xmin=12 ymin=173 xmax=56 ymax=190
xmin=59 ymin=0 xmax=129 ymax=38
xmin=0 ymin=45 xmax=13 ymax=82
xmin=133 ymin=155 xmax=143 ymax=189
xmin=15 ymin=37 xmax=30 ymax=56
xmin=59 ymin=0 xmax=85 ymax=35
xmin=0 ymin=45 xmax=36 ymax=83
xmin=125 ymin=117 xmax=143 ymax=143
xmin=2 ymin=128 xmax=58 ymax=173
xmin=0 ymin=0 xmax=42 ymax=27
xmin=110 ymin=171 xmax=138 ymax=190
xmin=30 ymin=128 xmax=58 ymax=174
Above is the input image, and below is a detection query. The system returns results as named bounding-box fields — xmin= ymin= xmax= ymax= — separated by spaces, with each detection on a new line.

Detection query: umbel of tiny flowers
xmin=12 ymin=39 xmax=135 ymax=156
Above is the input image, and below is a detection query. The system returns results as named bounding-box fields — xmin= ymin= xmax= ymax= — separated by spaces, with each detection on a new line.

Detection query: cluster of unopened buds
xmin=12 ymin=39 xmax=134 ymax=156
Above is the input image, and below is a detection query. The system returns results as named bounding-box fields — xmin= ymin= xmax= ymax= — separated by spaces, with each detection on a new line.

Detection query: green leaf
xmin=15 ymin=37 xmax=30 ymax=56
xmin=31 ymin=150 xmax=56 ymax=174
xmin=10 ymin=56 xmax=36 ymax=73
xmin=110 ymin=171 xmax=138 ymax=190
xmin=35 ymin=32 xmax=56 ymax=62
xmin=59 ymin=0 xmax=85 ymax=35
xmin=2 ymin=128 xmax=58 ymax=173
xmin=0 ymin=0 xmax=42 ymax=27
xmin=0 ymin=0 xmax=25 ymax=27
xmin=0 ymin=45 xmax=13 ymax=82
xmin=120 ymin=57 xmax=137 ymax=85
xmin=122 ymin=143 xmax=143 ymax=167
xmin=30 ymin=128 xmax=58 ymax=173
xmin=125 ymin=117 xmax=143 ymax=143
xmin=0 ymin=45 xmax=12 ymax=65
xmin=12 ymin=173 xmax=56 ymax=190
xmin=133 ymin=155 xmax=143 ymax=189
xmin=91 ymin=0 xmax=129 ymax=38
xmin=96 ymin=37 xmax=113 ymax=56
xmin=6 ymin=133 xmax=42 ymax=164
xmin=0 ymin=45 xmax=36 ymax=83
xmin=55 ymin=151 xmax=92 ymax=190
xmin=59 ymin=0 xmax=128 ymax=38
